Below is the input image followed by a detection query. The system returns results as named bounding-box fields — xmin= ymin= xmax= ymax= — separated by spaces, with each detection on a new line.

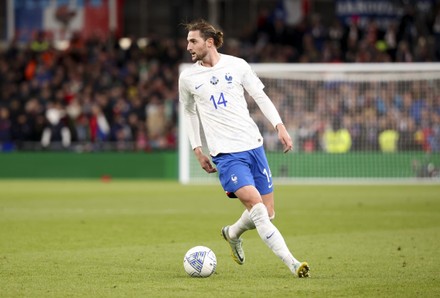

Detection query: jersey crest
xmin=225 ymin=73 xmax=233 ymax=84
xmin=210 ymin=76 xmax=219 ymax=85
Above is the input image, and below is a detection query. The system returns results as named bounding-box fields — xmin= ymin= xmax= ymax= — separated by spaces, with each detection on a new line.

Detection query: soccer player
xmin=178 ymin=19 xmax=310 ymax=278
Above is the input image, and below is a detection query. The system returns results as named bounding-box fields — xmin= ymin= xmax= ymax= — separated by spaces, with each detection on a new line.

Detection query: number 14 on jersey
xmin=210 ymin=92 xmax=228 ymax=109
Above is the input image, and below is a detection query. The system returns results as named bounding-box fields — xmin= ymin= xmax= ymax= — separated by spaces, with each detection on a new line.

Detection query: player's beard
xmin=191 ymin=48 xmax=209 ymax=62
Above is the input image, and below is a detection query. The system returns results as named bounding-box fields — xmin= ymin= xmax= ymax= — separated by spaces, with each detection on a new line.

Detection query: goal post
xmin=179 ymin=63 xmax=440 ymax=184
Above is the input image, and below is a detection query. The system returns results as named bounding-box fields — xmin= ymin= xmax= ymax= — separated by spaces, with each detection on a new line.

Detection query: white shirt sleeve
xmin=179 ymin=75 xmax=202 ymax=150
xmin=251 ymin=88 xmax=283 ymax=129
xmin=241 ymin=64 xmax=283 ymax=129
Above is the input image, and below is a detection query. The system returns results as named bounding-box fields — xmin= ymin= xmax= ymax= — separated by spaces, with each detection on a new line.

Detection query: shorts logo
xmin=231 ymin=174 xmax=238 ymax=185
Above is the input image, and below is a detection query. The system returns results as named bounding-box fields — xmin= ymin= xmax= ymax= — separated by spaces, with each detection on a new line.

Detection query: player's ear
xmin=206 ymin=37 xmax=214 ymax=47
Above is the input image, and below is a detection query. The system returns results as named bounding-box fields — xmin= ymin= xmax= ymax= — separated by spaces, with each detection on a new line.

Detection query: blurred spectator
xmin=430 ymin=113 xmax=440 ymax=152
xmin=379 ymin=123 xmax=399 ymax=153
xmin=89 ymin=103 xmax=110 ymax=144
xmin=41 ymin=102 xmax=71 ymax=149
xmin=397 ymin=116 xmax=420 ymax=151
xmin=30 ymin=31 xmax=50 ymax=53
xmin=432 ymin=8 xmax=440 ymax=60
xmin=0 ymin=107 xmax=12 ymax=150
xmin=323 ymin=118 xmax=352 ymax=153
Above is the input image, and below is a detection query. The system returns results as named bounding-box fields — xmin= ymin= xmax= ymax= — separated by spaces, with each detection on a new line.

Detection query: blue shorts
xmin=211 ymin=146 xmax=274 ymax=196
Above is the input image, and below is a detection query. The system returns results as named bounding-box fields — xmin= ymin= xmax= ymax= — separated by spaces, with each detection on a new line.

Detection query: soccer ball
xmin=183 ymin=246 xmax=217 ymax=278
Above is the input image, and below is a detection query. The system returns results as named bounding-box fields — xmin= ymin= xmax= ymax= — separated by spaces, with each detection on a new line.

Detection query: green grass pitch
xmin=0 ymin=180 xmax=439 ymax=297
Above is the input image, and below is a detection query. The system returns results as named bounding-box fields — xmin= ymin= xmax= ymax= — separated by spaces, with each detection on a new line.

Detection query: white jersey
xmin=179 ymin=54 xmax=282 ymax=156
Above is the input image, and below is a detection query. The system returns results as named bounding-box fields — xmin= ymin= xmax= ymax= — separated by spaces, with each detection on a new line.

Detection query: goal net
xmin=179 ymin=63 xmax=440 ymax=184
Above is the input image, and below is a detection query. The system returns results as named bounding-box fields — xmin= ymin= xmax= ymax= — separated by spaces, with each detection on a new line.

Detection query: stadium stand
xmin=0 ymin=4 xmax=439 ymax=153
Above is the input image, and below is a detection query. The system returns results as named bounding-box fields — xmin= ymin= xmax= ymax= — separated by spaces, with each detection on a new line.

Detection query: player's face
xmin=187 ymin=30 xmax=209 ymax=62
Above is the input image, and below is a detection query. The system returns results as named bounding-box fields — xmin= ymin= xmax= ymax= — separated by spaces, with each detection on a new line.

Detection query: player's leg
xmin=261 ymin=192 xmax=309 ymax=276
xmin=249 ymin=201 xmax=309 ymax=277
xmin=262 ymin=192 xmax=275 ymax=219
xmin=222 ymin=147 xmax=275 ymax=240
xmin=226 ymin=209 xmax=255 ymax=238
xmin=227 ymin=191 xmax=274 ymax=241
xmin=213 ymin=152 xmax=254 ymax=265
xmin=240 ymin=146 xmax=309 ymax=277
xmin=214 ymin=151 xmax=277 ymax=265
xmin=236 ymin=185 xmax=309 ymax=277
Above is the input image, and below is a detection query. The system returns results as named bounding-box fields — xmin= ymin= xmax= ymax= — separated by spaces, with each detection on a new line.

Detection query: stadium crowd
xmin=0 ymin=6 xmax=440 ymax=153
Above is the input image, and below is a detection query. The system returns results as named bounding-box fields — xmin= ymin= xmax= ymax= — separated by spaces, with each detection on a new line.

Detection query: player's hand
xmin=276 ymin=123 xmax=293 ymax=153
xmin=194 ymin=147 xmax=217 ymax=173
xmin=199 ymin=156 xmax=217 ymax=173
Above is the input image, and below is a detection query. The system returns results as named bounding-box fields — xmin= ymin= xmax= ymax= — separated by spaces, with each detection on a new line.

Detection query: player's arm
xmin=179 ymin=76 xmax=202 ymax=149
xmin=275 ymin=123 xmax=293 ymax=153
xmin=251 ymin=89 xmax=293 ymax=153
xmin=184 ymin=111 xmax=217 ymax=173
xmin=179 ymin=77 xmax=217 ymax=173
xmin=193 ymin=146 xmax=217 ymax=173
xmin=240 ymin=60 xmax=293 ymax=153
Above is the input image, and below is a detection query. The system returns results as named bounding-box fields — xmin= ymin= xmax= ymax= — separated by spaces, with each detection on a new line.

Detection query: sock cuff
xmin=250 ymin=202 xmax=266 ymax=215
xmin=249 ymin=202 xmax=269 ymax=224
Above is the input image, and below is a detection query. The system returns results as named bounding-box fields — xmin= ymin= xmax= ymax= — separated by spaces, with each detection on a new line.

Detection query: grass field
xmin=0 ymin=180 xmax=439 ymax=297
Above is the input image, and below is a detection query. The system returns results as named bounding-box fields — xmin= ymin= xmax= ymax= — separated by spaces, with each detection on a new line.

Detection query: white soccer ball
xmin=183 ymin=246 xmax=217 ymax=278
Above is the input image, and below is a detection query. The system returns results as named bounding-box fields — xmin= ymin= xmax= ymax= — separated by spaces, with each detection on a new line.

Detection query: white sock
xmin=249 ymin=203 xmax=300 ymax=273
xmin=228 ymin=209 xmax=256 ymax=239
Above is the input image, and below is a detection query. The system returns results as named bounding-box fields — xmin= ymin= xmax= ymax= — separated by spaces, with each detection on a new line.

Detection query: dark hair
xmin=184 ymin=19 xmax=224 ymax=49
